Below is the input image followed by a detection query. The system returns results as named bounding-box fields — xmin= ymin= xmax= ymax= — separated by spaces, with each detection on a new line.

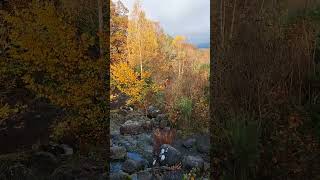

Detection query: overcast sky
xmin=119 ymin=0 xmax=210 ymax=48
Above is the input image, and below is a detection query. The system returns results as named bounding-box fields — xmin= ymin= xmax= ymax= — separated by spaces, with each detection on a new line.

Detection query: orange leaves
xmin=152 ymin=128 xmax=176 ymax=154
xmin=111 ymin=62 xmax=146 ymax=104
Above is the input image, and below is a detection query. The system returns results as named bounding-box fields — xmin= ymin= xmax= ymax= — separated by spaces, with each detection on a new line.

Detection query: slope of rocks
xmin=110 ymin=106 xmax=210 ymax=180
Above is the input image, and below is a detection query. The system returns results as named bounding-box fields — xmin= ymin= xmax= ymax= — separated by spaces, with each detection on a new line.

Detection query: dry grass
xmin=152 ymin=128 xmax=176 ymax=154
xmin=211 ymin=1 xmax=320 ymax=179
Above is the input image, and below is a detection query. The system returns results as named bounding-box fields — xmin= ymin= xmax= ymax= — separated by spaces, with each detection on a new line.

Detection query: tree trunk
xmin=98 ymin=0 xmax=104 ymax=59
xmin=229 ymin=0 xmax=237 ymax=40
xmin=137 ymin=18 xmax=143 ymax=79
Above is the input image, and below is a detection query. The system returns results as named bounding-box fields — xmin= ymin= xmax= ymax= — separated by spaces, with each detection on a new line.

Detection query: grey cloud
xmin=120 ymin=0 xmax=210 ymax=47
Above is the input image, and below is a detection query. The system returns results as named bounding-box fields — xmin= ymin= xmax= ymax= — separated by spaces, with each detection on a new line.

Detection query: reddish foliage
xmin=152 ymin=128 xmax=176 ymax=155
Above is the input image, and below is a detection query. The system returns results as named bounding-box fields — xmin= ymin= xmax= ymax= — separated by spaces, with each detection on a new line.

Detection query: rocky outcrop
xmin=110 ymin=146 xmax=127 ymax=160
xmin=110 ymin=109 xmax=211 ymax=179
xmin=38 ymin=143 xmax=73 ymax=157
xmin=158 ymin=144 xmax=182 ymax=166
xmin=196 ymin=136 xmax=210 ymax=154
xmin=182 ymin=155 xmax=204 ymax=170
xmin=155 ymin=114 xmax=169 ymax=129
xmin=121 ymin=159 xmax=145 ymax=174
xmin=183 ymin=138 xmax=196 ymax=149
xmin=0 ymin=163 xmax=35 ymax=180
xmin=31 ymin=151 xmax=58 ymax=173
xmin=120 ymin=120 xmax=143 ymax=135
xmin=58 ymin=144 xmax=73 ymax=156
xmin=137 ymin=171 xmax=153 ymax=180
xmin=50 ymin=162 xmax=104 ymax=180
xmin=147 ymin=106 xmax=161 ymax=118
xmin=109 ymin=171 xmax=130 ymax=180
xmin=159 ymin=170 xmax=184 ymax=180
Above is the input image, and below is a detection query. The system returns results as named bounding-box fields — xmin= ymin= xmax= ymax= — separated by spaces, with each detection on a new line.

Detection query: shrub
xmin=0 ymin=102 xmax=27 ymax=121
xmin=0 ymin=103 xmax=16 ymax=121
xmin=177 ymin=97 xmax=193 ymax=122
xmin=222 ymin=114 xmax=261 ymax=180
xmin=111 ymin=61 xmax=161 ymax=113
xmin=152 ymin=128 xmax=176 ymax=154
xmin=164 ymin=68 xmax=209 ymax=134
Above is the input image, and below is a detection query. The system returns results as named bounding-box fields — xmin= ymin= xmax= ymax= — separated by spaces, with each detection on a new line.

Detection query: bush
xmin=177 ymin=97 xmax=193 ymax=121
xmin=164 ymin=68 xmax=209 ymax=134
xmin=222 ymin=114 xmax=261 ymax=180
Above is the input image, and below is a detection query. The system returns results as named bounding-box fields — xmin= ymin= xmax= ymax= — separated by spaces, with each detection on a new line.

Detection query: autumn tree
xmin=172 ymin=35 xmax=187 ymax=78
xmin=4 ymin=0 xmax=107 ymax=147
xmin=148 ymin=22 xmax=175 ymax=84
xmin=127 ymin=0 xmax=158 ymax=78
xmin=60 ymin=0 xmax=106 ymax=36
xmin=110 ymin=0 xmax=128 ymax=63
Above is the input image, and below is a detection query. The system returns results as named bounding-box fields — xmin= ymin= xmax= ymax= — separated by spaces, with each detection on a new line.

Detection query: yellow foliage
xmin=0 ymin=103 xmax=16 ymax=121
xmin=4 ymin=0 xmax=107 ymax=146
xmin=110 ymin=1 xmax=128 ymax=63
xmin=172 ymin=35 xmax=186 ymax=46
xmin=111 ymin=62 xmax=151 ymax=104
xmin=127 ymin=0 xmax=158 ymax=70
xmin=0 ymin=102 xmax=27 ymax=122
xmin=4 ymin=0 xmax=100 ymax=108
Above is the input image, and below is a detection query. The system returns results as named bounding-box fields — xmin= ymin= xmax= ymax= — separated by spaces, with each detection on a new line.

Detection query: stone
xmin=159 ymin=119 xmax=168 ymax=129
xmin=3 ymin=163 xmax=35 ymax=180
xmin=32 ymin=151 xmax=58 ymax=173
xmin=110 ymin=162 xmax=122 ymax=173
xmin=150 ymin=118 xmax=158 ymax=127
xmin=59 ymin=144 xmax=73 ymax=156
xmin=138 ymin=133 xmax=153 ymax=145
xmin=130 ymin=173 xmax=138 ymax=180
xmin=51 ymin=161 xmax=103 ymax=179
xmin=109 ymin=171 xmax=130 ymax=180
xmin=183 ymin=138 xmax=196 ymax=149
xmin=119 ymin=106 xmax=134 ymax=116
xmin=204 ymin=162 xmax=210 ymax=172
xmin=110 ymin=139 xmax=113 ymax=146
xmin=121 ymin=159 xmax=142 ymax=174
xmin=142 ymin=120 xmax=153 ymax=131
xmin=98 ymin=173 xmax=108 ymax=180
xmin=147 ymin=106 xmax=161 ymax=118
xmin=127 ymin=152 xmax=149 ymax=169
xmin=111 ymin=131 xmax=120 ymax=139
xmin=110 ymin=146 xmax=127 ymax=160
xmin=119 ymin=140 xmax=137 ymax=152
xmin=120 ymin=106 xmax=133 ymax=112
xmin=160 ymin=170 xmax=183 ymax=180
xmin=39 ymin=143 xmax=64 ymax=156
xmin=155 ymin=114 xmax=169 ymax=129
xmin=156 ymin=114 xmax=168 ymax=121
xmin=196 ymin=136 xmax=210 ymax=154
xmin=120 ymin=120 xmax=143 ymax=135
xmin=137 ymin=171 xmax=153 ymax=180
xmin=158 ymin=144 xmax=182 ymax=166
xmin=50 ymin=165 xmax=76 ymax=180
xmin=182 ymin=155 xmax=204 ymax=170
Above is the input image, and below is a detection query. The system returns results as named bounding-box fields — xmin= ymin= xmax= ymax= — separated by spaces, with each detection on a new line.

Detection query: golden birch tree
xmin=127 ymin=0 xmax=158 ymax=78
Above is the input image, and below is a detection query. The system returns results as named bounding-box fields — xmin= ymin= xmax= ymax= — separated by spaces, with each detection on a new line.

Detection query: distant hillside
xmin=197 ymin=42 xmax=210 ymax=49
